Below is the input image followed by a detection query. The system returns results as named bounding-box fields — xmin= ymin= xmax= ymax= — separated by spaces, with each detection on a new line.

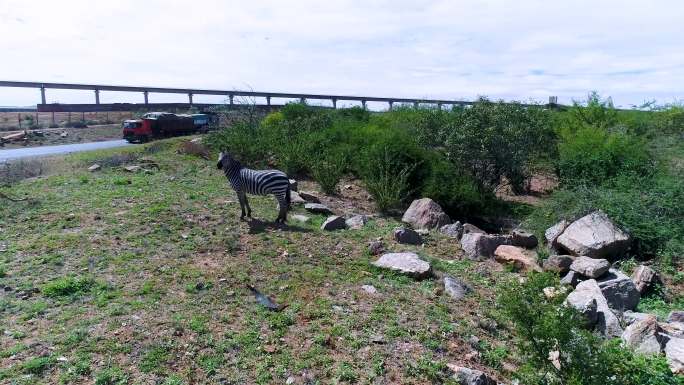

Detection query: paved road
xmin=0 ymin=140 xmax=133 ymax=162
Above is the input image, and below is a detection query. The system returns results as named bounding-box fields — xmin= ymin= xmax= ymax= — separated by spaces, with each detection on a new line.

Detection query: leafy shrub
xmin=311 ymin=154 xmax=346 ymax=194
xmin=444 ymin=98 xmax=555 ymax=192
xmin=557 ymin=126 xmax=652 ymax=184
xmin=497 ymin=272 xmax=680 ymax=385
xmin=421 ymin=158 xmax=487 ymax=217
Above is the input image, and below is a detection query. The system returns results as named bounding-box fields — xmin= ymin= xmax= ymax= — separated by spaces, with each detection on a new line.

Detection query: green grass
xmin=0 ymin=138 xmax=507 ymax=384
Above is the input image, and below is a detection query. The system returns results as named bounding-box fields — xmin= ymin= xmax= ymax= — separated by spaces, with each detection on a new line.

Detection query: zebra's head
xmin=216 ymin=151 xmax=239 ymax=170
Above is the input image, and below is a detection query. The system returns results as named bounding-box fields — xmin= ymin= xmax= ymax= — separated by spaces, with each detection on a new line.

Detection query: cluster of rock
xmin=539 ymin=212 xmax=682 ymax=373
xmin=288 ymin=180 xmax=369 ymax=231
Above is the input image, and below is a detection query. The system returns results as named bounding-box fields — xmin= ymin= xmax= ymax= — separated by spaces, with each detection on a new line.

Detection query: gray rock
xmin=290 ymin=191 xmax=307 ymax=204
xmin=566 ymin=279 xmax=623 ymax=337
xmin=291 ymin=214 xmax=310 ymax=223
xmin=88 ymin=164 xmax=101 ymax=172
xmin=440 ymin=222 xmax=463 ymax=239
xmin=622 ymin=311 xmax=652 ymax=326
xmin=304 ymin=203 xmax=332 ymax=215
xmin=543 ymin=255 xmax=575 ymax=274
xmin=368 ymin=240 xmax=385 ymax=256
xmin=556 ymin=211 xmax=631 ymax=259
xmin=462 ymin=223 xmax=486 ymax=237
xmin=345 ymin=215 xmax=368 ymax=230
xmin=321 ymin=216 xmax=347 ymax=231
xmin=511 ymin=230 xmax=538 ymax=248
xmin=660 ymin=322 xmax=684 ymax=339
xmin=560 ymin=270 xmax=583 ymax=287
xmin=622 ymin=314 xmax=665 ymax=354
xmin=288 ymin=179 xmax=298 ymax=192
xmin=372 ymin=252 xmax=432 ymax=279
xmin=460 ymin=232 xmax=512 ymax=261
xmin=361 ymin=285 xmax=377 ymax=294
xmin=393 ymin=227 xmax=423 ymax=245
xmin=632 ymin=265 xmax=660 ymax=295
xmin=401 ymin=198 xmax=451 ymax=230
xmin=545 ymin=219 xmax=570 ymax=251
xmin=669 ymin=311 xmax=684 ymax=323
xmin=299 ymin=191 xmax=321 ymax=203
xmin=444 ymin=275 xmax=471 ymax=301
xmin=447 ymin=364 xmax=496 ymax=385
xmin=570 ymin=256 xmax=610 ymax=278
xmin=664 ymin=337 xmax=684 ymax=374
xmin=596 ymin=269 xmax=640 ymax=311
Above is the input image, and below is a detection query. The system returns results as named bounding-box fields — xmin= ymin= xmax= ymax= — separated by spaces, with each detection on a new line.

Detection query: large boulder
xmin=545 ymin=219 xmax=570 ymax=251
xmin=460 ymin=232 xmax=512 ymax=261
xmin=462 ymin=223 xmax=485 ymax=237
xmin=440 ymin=222 xmax=463 ymax=239
xmin=622 ymin=314 xmax=665 ymax=354
xmin=393 ymin=227 xmax=423 ymax=245
xmin=632 ymin=265 xmax=661 ymax=295
xmin=596 ymin=269 xmax=640 ymax=311
xmin=401 ymin=198 xmax=451 ymax=230
xmin=570 ymin=256 xmax=610 ymax=278
xmin=664 ymin=337 xmax=684 ymax=374
xmin=372 ymin=252 xmax=432 ymax=279
xmin=566 ymin=279 xmax=623 ymax=338
xmin=321 ymin=216 xmax=347 ymax=231
xmin=622 ymin=311 xmax=652 ymax=326
xmin=494 ymin=245 xmax=542 ymax=272
xmin=560 ymin=270 xmax=583 ymax=287
xmin=511 ymin=230 xmax=538 ymax=248
xmin=555 ymin=211 xmax=631 ymax=259
xmin=543 ymin=255 xmax=575 ymax=274
xmin=446 ymin=364 xmax=496 ymax=385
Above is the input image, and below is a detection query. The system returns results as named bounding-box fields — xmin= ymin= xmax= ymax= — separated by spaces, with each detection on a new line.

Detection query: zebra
xmin=216 ymin=151 xmax=291 ymax=223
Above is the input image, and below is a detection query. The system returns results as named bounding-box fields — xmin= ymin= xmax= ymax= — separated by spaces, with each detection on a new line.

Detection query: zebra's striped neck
xmin=223 ymin=159 xmax=243 ymax=178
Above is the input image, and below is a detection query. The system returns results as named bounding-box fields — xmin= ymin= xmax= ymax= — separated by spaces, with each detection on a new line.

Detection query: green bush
xmin=444 ymin=98 xmax=555 ymax=192
xmin=421 ymin=157 xmax=487 ymax=217
xmin=497 ymin=272 xmax=680 ymax=385
xmin=556 ymin=126 xmax=652 ymax=184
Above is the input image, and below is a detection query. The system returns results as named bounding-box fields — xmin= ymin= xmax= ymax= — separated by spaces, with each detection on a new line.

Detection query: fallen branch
xmin=0 ymin=192 xmax=28 ymax=202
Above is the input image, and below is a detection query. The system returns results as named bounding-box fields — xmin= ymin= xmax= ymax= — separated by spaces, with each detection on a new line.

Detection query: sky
xmin=1 ymin=0 xmax=684 ymax=108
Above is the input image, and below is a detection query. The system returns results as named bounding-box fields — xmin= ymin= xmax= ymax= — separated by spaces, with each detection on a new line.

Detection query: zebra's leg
xmin=243 ymin=193 xmax=252 ymax=218
xmin=237 ymin=191 xmax=246 ymax=220
xmin=276 ymin=195 xmax=287 ymax=223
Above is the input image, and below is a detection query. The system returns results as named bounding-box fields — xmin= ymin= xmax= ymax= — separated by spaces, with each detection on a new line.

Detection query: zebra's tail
xmin=285 ymin=184 xmax=291 ymax=211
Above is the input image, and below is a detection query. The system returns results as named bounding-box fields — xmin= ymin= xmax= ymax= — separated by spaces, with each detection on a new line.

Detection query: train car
xmin=122 ymin=112 xmax=195 ymax=142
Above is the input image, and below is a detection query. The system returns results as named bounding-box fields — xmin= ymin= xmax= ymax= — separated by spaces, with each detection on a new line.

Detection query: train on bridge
xmin=122 ymin=112 xmax=214 ymax=142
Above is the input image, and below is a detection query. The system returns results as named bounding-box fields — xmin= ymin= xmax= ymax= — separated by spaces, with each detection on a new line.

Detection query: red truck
xmin=122 ymin=112 xmax=208 ymax=142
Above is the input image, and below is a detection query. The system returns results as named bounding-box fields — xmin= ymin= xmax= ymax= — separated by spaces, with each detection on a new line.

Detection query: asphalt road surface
xmin=0 ymin=139 xmax=133 ymax=162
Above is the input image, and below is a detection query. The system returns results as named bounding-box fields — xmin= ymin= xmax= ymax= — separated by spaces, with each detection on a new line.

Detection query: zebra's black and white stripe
xmin=217 ymin=152 xmax=291 ymax=223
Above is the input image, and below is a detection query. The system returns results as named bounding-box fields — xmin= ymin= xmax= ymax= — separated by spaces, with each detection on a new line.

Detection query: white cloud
xmin=1 ymin=0 xmax=683 ymax=107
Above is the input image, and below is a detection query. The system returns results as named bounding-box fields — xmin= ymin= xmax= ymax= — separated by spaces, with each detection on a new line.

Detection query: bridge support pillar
xmin=361 ymin=100 xmax=367 ymax=109
xmin=143 ymin=91 xmax=149 ymax=105
xmin=437 ymin=102 xmax=442 ymax=110
xmin=388 ymin=100 xmax=393 ymax=110
xmin=413 ymin=101 xmax=419 ymax=108
xmin=188 ymin=93 xmax=193 ymax=106
xmin=332 ymin=98 xmax=337 ymax=109
xmin=266 ymin=96 xmax=271 ymax=106
xmin=95 ymin=89 xmax=100 ymax=105
xmin=299 ymin=97 xmax=305 ymax=104
xmin=40 ymin=86 xmax=46 ymax=104
xmin=229 ymin=94 xmax=234 ymax=105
